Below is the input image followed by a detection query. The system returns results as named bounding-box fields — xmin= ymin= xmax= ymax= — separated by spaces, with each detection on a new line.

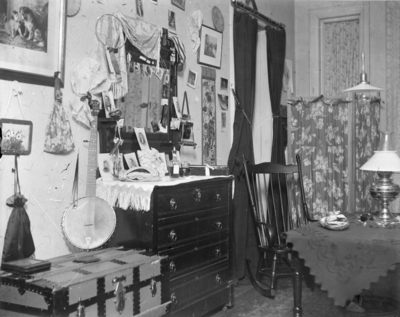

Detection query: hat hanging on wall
xmin=67 ymin=0 xmax=81 ymax=17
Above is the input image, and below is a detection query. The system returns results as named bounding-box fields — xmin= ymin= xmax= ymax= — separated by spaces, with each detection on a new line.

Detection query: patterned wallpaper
xmin=386 ymin=1 xmax=400 ymax=213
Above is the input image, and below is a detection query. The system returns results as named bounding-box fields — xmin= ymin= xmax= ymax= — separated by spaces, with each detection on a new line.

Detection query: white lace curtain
xmin=323 ymin=19 xmax=360 ymax=97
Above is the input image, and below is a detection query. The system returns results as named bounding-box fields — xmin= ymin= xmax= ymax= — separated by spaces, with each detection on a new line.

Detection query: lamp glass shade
xmin=342 ymin=82 xmax=383 ymax=93
xmin=360 ymin=151 xmax=400 ymax=172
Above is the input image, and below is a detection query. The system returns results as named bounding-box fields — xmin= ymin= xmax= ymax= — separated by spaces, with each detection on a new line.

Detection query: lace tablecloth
xmin=286 ymin=216 xmax=400 ymax=307
xmin=96 ymin=175 xmax=232 ymax=211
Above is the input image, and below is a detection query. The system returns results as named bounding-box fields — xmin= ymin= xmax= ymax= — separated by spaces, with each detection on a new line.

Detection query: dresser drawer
xmin=159 ymin=236 xmax=229 ymax=277
xmin=155 ymin=180 xmax=230 ymax=216
xmin=158 ymin=209 xmax=229 ymax=248
xmin=169 ymin=261 xmax=231 ymax=312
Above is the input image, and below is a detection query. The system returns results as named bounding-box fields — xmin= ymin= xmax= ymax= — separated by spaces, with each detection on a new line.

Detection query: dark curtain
xmin=227 ymin=11 xmax=258 ymax=282
xmin=266 ymin=26 xmax=287 ymax=239
xmin=266 ymin=26 xmax=286 ymax=164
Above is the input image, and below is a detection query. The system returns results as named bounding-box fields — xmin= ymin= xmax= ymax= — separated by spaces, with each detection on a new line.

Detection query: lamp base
xmin=370 ymin=171 xmax=400 ymax=222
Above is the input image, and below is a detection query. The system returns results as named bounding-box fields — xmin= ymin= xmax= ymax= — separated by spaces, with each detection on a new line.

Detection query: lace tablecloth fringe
xmin=96 ymin=182 xmax=154 ymax=211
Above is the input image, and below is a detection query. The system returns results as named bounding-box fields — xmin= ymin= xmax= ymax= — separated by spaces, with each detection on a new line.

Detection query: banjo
xmin=62 ymin=99 xmax=116 ymax=250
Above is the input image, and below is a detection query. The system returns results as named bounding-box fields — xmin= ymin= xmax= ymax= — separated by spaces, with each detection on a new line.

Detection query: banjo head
xmin=62 ymin=197 xmax=116 ymax=250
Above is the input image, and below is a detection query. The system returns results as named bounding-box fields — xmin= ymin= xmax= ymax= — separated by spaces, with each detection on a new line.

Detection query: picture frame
xmin=0 ymin=119 xmax=33 ymax=155
xmin=0 ymin=0 xmax=67 ymax=87
xmin=187 ymin=69 xmax=198 ymax=89
xmin=98 ymin=153 xmax=114 ymax=181
xmin=171 ymin=0 xmax=186 ymax=11
xmin=123 ymin=152 xmax=139 ymax=169
xmin=198 ymin=25 xmax=223 ymax=69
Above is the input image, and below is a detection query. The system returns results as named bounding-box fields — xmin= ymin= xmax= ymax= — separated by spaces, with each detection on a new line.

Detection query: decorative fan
xmin=212 ymin=6 xmax=224 ymax=32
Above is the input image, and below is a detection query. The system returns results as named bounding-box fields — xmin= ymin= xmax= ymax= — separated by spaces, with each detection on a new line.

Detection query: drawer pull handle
xmin=215 ymin=274 xmax=222 ymax=285
xmin=171 ymin=293 xmax=178 ymax=305
xmin=169 ymin=261 xmax=176 ymax=273
xmin=150 ymin=278 xmax=157 ymax=297
xmin=214 ymin=248 xmax=221 ymax=257
xmin=215 ymin=193 xmax=221 ymax=202
xmin=214 ymin=221 xmax=223 ymax=230
xmin=193 ymin=188 xmax=201 ymax=202
xmin=169 ymin=230 xmax=177 ymax=241
xmin=170 ymin=198 xmax=177 ymax=210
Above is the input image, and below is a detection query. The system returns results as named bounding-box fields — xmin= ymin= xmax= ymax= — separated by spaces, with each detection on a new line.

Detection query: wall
xmin=0 ymin=0 xmax=231 ymax=260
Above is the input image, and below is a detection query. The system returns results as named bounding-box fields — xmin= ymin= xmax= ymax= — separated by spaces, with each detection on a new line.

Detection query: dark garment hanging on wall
xmin=227 ymin=10 xmax=259 ymax=282
xmin=266 ymin=26 xmax=286 ymax=164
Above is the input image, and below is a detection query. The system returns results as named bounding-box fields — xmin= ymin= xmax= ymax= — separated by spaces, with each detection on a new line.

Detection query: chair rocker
xmin=242 ymin=153 xmax=316 ymax=298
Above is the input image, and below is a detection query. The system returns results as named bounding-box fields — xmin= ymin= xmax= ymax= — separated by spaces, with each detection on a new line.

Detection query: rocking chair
xmin=242 ymin=153 xmax=316 ymax=299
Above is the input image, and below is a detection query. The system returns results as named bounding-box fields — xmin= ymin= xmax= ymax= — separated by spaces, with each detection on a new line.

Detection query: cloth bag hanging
xmin=2 ymin=156 xmax=35 ymax=263
xmin=44 ymin=73 xmax=75 ymax=153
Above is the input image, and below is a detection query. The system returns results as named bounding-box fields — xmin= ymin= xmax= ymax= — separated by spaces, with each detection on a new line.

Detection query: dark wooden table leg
xmin=292 ymin=253 xmax=302 ymax=317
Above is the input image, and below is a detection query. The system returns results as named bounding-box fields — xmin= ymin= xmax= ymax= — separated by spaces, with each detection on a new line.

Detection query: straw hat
xmin=67 ymin=0 xmax=81 ymax=17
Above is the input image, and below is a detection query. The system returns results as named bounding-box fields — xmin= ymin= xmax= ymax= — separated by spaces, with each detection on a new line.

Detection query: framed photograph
xmin=187 ymin=69 xmax=198 ymax=89
xmin=0 ymin=0 xmax=67 ymax=87
xmin=1 ymin=119 xmax=33 ymax=155
xmin=134 ymin=127 xmax=150 ymax=151
xmin=220 ymin=77 xmax=228 ymax=90
xmin=198 ymin=25 xmax=223 ymax=69
xmin=171 ymin=0 xmax=185 ymax=11
xmin=123 ymin=152 xmax=139 ymax=169
xmin=181 ymin=122 xmax=194 ymax=143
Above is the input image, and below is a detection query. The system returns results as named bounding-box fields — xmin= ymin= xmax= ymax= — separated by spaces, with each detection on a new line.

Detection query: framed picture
xmin=171 ymin=0 xmax=186 ymax=11
xmin=123 ymin=152 xmax=139 ymax=169
xmin=0 ymin=119 xmax=33 ymax=155
xmin=198 ymin=25 xmax=223 ymax=69
xmin=0 ymin=0 xmax=67 ymax=87
xmin=187 ymin=69 xmax=198 ymax=89
xmin=220 ymin=77 xmax=228 ymax=90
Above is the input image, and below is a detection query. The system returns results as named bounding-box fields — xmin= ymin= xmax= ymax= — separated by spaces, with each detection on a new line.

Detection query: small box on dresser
xmin=0 ymin=249 xmax=170 ymax=317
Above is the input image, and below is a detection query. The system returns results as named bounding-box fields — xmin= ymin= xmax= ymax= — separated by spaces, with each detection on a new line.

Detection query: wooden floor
xmin=205 ymin=276 xmax=343 ymax=317
xmin=205 ymin=267 xmax=400 ymax=317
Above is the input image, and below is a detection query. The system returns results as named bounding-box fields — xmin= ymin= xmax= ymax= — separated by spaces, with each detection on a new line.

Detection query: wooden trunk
xmin=0 ymin=248 xmax=170 ymax=317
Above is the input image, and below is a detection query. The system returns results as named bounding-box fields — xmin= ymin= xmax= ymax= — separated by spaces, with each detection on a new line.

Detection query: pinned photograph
xmin=220 ymin=77 xmax=228 ymax=90
xmin=124 ymin=152 xmax=139 ymax=169
xmin=173 ymin=96 xmax=182 ymax=119
xmin=136 ymin=0 xmax=144 ymax=17
xmin=171 ymin=0 xmax=185 ymax=10
xmin=98 ymin=153 xmax=114 ymax=181
xmin=134 ymin=127 xmax=150 ymax=151
xmin=187 ymin=69 xmax=198 ymax=89
xmin=168 ymin=10 xmax=176 ymax=31
xmin=218 ymin=94 xmax=228 ymax=111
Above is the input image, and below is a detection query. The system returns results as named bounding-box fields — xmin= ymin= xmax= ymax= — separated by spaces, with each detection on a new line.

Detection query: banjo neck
xmin=86 ymin=113 xmax=98 ymax=197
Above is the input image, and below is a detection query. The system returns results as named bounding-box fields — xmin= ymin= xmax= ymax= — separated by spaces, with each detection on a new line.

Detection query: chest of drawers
xmin=107 ymin=176 xmax=234 ymax=316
